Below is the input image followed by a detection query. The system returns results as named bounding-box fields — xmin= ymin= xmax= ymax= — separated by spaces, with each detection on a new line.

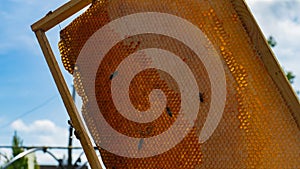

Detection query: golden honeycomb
xmin=59 ymin=0 xmax=300 ymax=168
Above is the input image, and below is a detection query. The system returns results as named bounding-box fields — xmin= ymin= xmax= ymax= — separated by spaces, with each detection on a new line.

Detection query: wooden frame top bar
xmin=31 ymin=0 xmax=91 ymax=32
xmin=232 ymin=1 xmax=300 ymax=128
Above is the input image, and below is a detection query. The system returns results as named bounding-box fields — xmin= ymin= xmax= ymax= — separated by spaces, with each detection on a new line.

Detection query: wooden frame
xmin=31 ymin=0 xmax=102 ymax=168
xmin=231 ymin=1 xmax=300 ymax=128
xmin=31 ymin=0 xmax=300 ymax=168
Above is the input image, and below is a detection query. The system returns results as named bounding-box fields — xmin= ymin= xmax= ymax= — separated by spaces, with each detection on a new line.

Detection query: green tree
xmin=6 ymin=131 xmax=28 ymax=169
xmin=267 ymin=36 xmax=296 ymax=84
xmin=286 ymin=71 xmax=296 ymax=84
xmin=33 ymin=156 xmax=39 ymax=169
xmin=267 ymin=36 xmax=299 ymax=95
xmin=267 ymin=36 xmax=277 ymax=48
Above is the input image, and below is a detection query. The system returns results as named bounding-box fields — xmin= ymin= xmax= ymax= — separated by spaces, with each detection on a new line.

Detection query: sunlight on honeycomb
xmin=59 ymin=0 xmax=300 ymax=168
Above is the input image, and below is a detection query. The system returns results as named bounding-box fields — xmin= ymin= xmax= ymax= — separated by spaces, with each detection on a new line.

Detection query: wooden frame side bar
xmin=233 ymin=0 xmax=300 ymax=128
xmin=34 ymin=30 xmax=102 ymax=169
xmin=31 ymin=1 xmax=102 ymax=168
xmin=31 ymin=0 xmax=91 ymax=32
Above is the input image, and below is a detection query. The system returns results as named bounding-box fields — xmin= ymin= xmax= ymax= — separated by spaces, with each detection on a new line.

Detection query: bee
xmin=109 ymin=71 xmax=118 ymax=80
xmin=138 ymin=138 xmax=144 ymax=150
xmin=166 ymin=107 xmax=172 ymax=117
xmin=199 ymin=92 xmax=204 ymax=103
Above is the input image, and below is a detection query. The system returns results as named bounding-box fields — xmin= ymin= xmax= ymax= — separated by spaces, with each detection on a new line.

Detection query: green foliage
xmin=4 ymin=132 xmax=40 ymax=169
xmin=34 ymin=156 xmax=40 ymax=169
xmin=286 ymin=71 xmax=296 ymax=84
xmin=267 ymin=36 xmax=277 ymax=47
xmin=6 ymin=131 xmax=28 ymax=169
xmin=267 ymin=36 xmax=297 ymax=87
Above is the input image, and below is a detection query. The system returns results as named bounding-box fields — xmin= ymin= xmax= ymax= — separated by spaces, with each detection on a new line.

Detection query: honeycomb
xmin=59 ymin=0 xmax=300 ymax=168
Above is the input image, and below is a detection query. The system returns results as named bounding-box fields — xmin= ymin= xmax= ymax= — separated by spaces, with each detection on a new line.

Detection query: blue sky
xmin=0 ymin=0 xmax=83 ymax=165
xmin=0 ymin=0 xmax=299 ymax=166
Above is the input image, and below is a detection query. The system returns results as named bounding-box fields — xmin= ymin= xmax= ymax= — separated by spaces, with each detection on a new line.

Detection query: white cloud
xmin=11 ymin=119 xmax=68 ymax=146
xmin=246 ymin=0 xmax=300 ymax=92
xmin=8 ymin=119 xmax=87 ymax=165
xmin=12 ymin=119 xmax=57 ymax=133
